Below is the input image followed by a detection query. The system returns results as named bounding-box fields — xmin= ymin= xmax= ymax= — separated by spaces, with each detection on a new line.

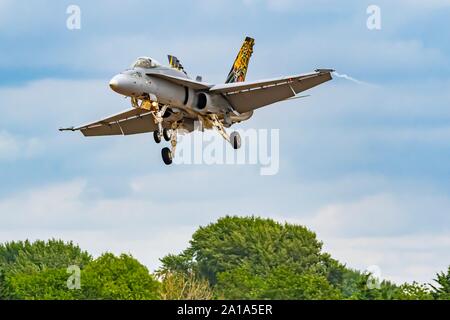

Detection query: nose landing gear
xmin=132 ymin=98 xmax=179 ymax=165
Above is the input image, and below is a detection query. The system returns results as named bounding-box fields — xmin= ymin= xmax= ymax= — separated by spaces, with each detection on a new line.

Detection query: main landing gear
xmin=199 ymin=114 xmax=242 ymax=150
xmin=153 ymin=128 xmax=172 ymax=144
xmin=155 ymin=114 xmax=242 ymax=165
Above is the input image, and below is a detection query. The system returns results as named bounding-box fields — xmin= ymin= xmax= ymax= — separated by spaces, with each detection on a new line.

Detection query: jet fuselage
xmin=109 ymin=65 xmax=230 ymax=116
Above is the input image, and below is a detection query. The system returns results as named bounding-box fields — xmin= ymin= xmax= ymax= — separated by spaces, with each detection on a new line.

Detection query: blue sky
xmin=1 ymin=0 xmax=450 ymax=284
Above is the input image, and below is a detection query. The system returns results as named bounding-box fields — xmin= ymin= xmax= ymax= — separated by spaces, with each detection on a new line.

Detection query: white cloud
xmin=242 ymin=0 xmax=296 ymax=11
xmin=318 ymin=234 xmax=450 ymax=284
xmin=300 ymin=193 xmax=450 ymax=238
xmin=0 ymin=131 xmax=19 ymax=160
xmin=395 ymin=0 xmax=450 ymax=10
xmin=0 ymin=79 xmax=125 ymax=129
xmin=0 ymin=131 xmax=44 ymax=161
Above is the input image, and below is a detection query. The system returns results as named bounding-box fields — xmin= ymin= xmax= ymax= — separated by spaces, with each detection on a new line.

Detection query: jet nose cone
xmin=108 ymin=74 xmax=139 ymax=97
xmin=109 ymin=76 xmax=120 ymax=91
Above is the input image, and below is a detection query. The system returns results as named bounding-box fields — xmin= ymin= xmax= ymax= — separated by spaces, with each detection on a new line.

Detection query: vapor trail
xmin=332 ymin=72 xmax=368 ymax=85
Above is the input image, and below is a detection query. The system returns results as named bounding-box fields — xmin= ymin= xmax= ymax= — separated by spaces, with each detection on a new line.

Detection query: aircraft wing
xmin=60 ymin=108 xmax=158 ymax=137
xmin=209 ymin=69 xmax=334 ymax=113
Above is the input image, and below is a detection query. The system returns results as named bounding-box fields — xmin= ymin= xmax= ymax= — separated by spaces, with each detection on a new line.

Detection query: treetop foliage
xmin=0 ymin=216 xmax=449 ymax=300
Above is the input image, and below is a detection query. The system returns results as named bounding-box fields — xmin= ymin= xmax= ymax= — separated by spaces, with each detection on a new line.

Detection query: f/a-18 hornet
xmin=60 ymin=37 xmax=334 ymax=165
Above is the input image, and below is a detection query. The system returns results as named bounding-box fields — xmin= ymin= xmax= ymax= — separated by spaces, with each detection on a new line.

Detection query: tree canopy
xmin=0 ymin=240 xmax=159 ymax=300
xmin=160 ymin=216 xmax=327 ymax=281
xmin=0 ymin=216 xmax=448 ymax=300
xmin=0 ymin=239 xmax=91 ymax=275
xmin=159 ymin=216 xmax=444 ymax=300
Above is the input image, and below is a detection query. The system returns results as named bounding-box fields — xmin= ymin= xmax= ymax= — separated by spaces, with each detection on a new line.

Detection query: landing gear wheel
xmin=163 ymin=128 xmax=172 ymax=142
xmin=153 ymin=130 xmax=162 ymax=144
xmin=230 ymin=131 xmax=241 ymax=150
xmin=161 ymin=147 xmax=173 ymax=165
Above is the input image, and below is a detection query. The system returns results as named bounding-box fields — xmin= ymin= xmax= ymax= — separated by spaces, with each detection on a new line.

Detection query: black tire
xmin=153 ymin=130 xmax=162 ymax=144
xmin=163 ymin=128 xmax=172 ymax=142
xmin=230 ymin=131 xmax=241 ymax=150
xmin=161 ymin=147 xmax=173 ymax=165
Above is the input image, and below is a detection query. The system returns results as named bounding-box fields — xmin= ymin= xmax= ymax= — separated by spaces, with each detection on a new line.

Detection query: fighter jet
xmin=60 ymin=37 xmax=334 ymax=165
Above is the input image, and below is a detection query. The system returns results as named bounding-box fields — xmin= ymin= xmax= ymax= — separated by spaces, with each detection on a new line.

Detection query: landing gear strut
xmin=199 ymin=114 xmax=242 ymax=150
xmin=150 ymin=104 xmax=180 ymax=165
xmin=132 ymin=97 xmax=179 ymax=165
xmin=160 ymin=122 xmax=180 ymax=165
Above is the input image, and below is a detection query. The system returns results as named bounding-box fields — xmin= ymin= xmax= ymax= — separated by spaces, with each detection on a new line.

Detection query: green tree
xmin=81 ymin=253 xmax=160 ymax=300
xmin=393 ymin=282 xmax=433 ymax=300
xmin=0 ymin=239 xmax=92 ymax=275
xmin=1 ymin=241 xmax=160 ymax=300
xmin=160 ymin=216 xmax=349 ymax=299
xmin=263 ymin=267 xmax=341 ymax=300
xmin=344 ymin=273 xmax=434 ymax=300
xmin=318 ymin=254 xmax=366 ymax=298
xmin=161 ymin=216 xmax=327 ymax=283
xmin=0 ymin=240 xmax=91 ymax=299
xmin=215 ymin=264 xmax=267 ymax=299
xmin=217 ymin=264 xmax=341 ymax=300
xmin=430 ymin=266 xmax=450 ymax=300
xmin=2 ymin=223 xmax=448 ymax=300
xmin=5 ymin=268 xmax=82 ymax=300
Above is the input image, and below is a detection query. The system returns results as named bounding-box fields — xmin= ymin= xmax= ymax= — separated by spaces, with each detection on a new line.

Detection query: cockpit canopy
xmin=132 ymin=57 xmax=161 ymax=69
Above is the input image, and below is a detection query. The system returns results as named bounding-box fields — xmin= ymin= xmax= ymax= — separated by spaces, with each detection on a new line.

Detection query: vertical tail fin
xmin=168 ymin=55 xmax=187 ymax=75
xmin=225 ymin=37 xmax=255 ymax=84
